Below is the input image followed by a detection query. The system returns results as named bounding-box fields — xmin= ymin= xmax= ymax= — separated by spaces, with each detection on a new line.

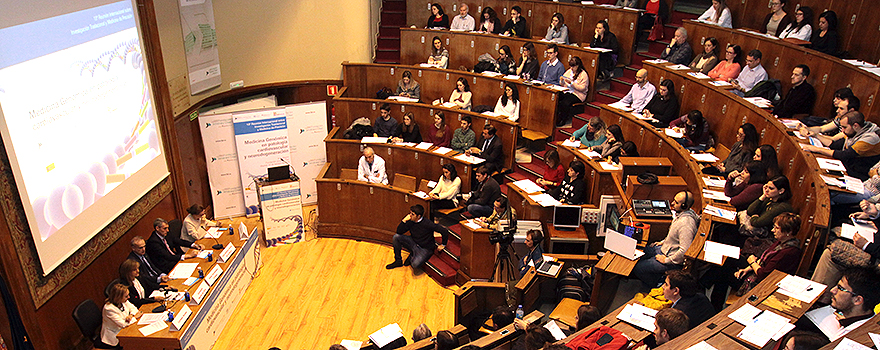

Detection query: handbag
xmin=737 ymin=210 xmax=770 ymax=239
xmin=647 ymin=15 xmax=664 ymax=41
xmin=829 ymin=239 xmax=874 ymax=268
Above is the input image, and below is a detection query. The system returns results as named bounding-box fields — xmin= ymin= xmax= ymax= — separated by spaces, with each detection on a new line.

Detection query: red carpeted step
xmin=520 ymin=161 xmax=546 ymax=177
xmin=593 ymin=93 xmax=618 ymax=105
xmin=648 ymin=41 xmax=668 ymax=55
xmin=572 ymin=115 xmax=588 ymax=129
xmin=662 ymin=25 xmax=679 ymax=40
xmin=609 ymin=79 xmax=633 ymax=94
xmin=669 ymin=11 xmax=699 ymax=26
xmin=435 ymin=236 xmax=460 ymax=267
xmin=622 ymin=67 xmax=638 ymax=80
xmin=383 ymin=0 xmax=406 ymax=12
xmin=381 ymin=12 xmax=406 ymax=27
xmin=425 ymin=257 xmax=457 ymax=286
xmin=599 ymin=89 xmax=626 ymax=100
xmin=375 ymin=50 xmax=400 ymax=63
xmin=378 ymin=38 xmax=400 ymax=51
xmin=379 ymin=26 xmax=401 ymax=39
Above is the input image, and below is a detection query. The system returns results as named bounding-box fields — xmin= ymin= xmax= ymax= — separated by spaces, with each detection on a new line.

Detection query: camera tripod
xmin=490 ymin=240 xmax=520 ymax=283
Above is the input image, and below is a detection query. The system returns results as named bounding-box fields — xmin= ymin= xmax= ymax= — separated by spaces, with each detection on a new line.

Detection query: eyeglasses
xmin=833 ymin=284 xmax=859 ymax=296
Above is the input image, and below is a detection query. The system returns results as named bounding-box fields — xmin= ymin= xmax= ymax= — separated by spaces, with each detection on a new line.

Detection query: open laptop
xmin=604 ymin=228 xmax=645 ymax=260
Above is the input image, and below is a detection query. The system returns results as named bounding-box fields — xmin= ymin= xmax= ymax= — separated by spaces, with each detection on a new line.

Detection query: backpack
xmin=376 ymin=87 xmax=393 ymax=100
xmin=474 ymin=61 xmax=497 ymax=73
xmin=566 ymin=326 xmax=630 ymax=350
xmin=744 ymin=79 xmax=781 ymax=103
xmin=556 ymin=265 xmax=593 ymax=302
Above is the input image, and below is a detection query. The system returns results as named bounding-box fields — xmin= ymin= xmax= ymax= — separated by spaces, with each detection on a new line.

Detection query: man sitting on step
xmin=386 ymin=204 xmax=448 ymax=271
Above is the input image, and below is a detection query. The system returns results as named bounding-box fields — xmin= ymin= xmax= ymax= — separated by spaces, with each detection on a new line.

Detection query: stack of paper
xmin=361 ymin=136 xmax=390 ymax=144
xmin=702 ymin=177 xmax=726 ymax=188
xmin=546 ymin=84 xmax=568 ymax=92
xmin=397 ymin=142 xmax=417 ymax=147
xmin=590 ymin=47 xmax=613 ymax=53
xmin=691 ymin=153 xmax=720 ymax=163
xmin=607 ymin=101 xmax=633 ymax=111
xmin=369 ymin=323 xmax=404 ymax=348
xmin=387 ymin=96 xmax=419 ymax=102
xmin=664 ymin=128 xmax=684 ymax=138
xmin=843 ymin=176 xmax=865 ymax=194
xmin=502 ymin=75 xmax=520 ymax=80
xmin=561 ymin=138 xmax=581 ymax=147
xmin=839 ymin=223 xmax=876 ymax=241
xmin=668 ymin=64 xmax=690 ymax=70
xmin=729 ymin=304 xmax=794 ymax=347
xmin=816 ymin=158 xmax=846 ymax=172
xmin=703 ymin=205 xmax=736 ymax=221
xmin=709 ymin=80 xmax=733 ymax=87
xmin=481 ymin=71 xmax=502 ymax=77
xmin=432 ymin=147 xmax=453 ymax=155
xmin=776 ymin=275 xmax=825 ymax=303
xmin=529 ymin=193 xmax=562 ymax=207
xmin=703 ymin=240 xmax=740 ymax=264
xmin=821 ymin=175 xmax=846 ymax=188
xmin=579 ymin=149 xmax=601 ymax=159
xmin=643 ymin=59 xmax=668 ymax=64
xmin=599 ymin=161 xmax=620 ymax=170
xmin=138 ymin=312 xmax=168 ymax=325
xmin=778 ymin=119 xmax=802 ymax=129
xmin=744 ymin=97 xmax=773 ymax=108
xmin=616 ymin=303 xmax=658 ymax=331
xmin=687 ymin=72 xmax=711 ymax=79
xmin=453 ymin=153 xmax=485 ymax=164
xmin=512 ymin=179 xmax=543 ymax=194
xmin=415 ymin=142 xmax=433 ymax=150
xmin=463 ymin=219 xmax=482 ymax=230
xmin=412 ymin=191 xmax=429 ymax=199
xmin=702 ymin=189 xmax=731 ymax=201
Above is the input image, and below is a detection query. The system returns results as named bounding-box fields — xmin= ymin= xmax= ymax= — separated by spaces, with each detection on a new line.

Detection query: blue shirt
xmin=538 ymin=58 xmax=565 ymax=85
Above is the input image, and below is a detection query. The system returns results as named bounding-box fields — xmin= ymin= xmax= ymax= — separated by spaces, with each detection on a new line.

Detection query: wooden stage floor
xmin=211 ymin=209 xmax=456 ymax=349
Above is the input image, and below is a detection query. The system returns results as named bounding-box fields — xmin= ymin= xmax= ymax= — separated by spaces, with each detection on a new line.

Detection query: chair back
xmin=418 ymin=179 xmax=432 ymax=193
xmin=393 ymin=173 xmax=417 ymax=192
xmin=340 ymin=168 xmax=358 ymax=180
xmin=72 ymin=299 xmax=102 ymax=346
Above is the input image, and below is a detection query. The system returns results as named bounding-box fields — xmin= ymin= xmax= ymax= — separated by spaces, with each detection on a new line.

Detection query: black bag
xmin=343 ymin=124 xmax=373 ymax=139
xmin=474 ymin=61 xmax=496 ymax=73
xmin=744 ymin=79 xmax=781 ymax=103
xmin=556 ymin=265 xmax=593 ymax=302
xmin=376 ymin=87 xmax=393 ymax=100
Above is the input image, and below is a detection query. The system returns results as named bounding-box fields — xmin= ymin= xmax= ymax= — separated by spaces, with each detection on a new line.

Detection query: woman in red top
xmin=536 ymin=150 xmax=564 ymax=191
xmin=707 ymin=44 xmax=742 ymax=81
xmin=724 ymin=161 xmax=767 ymax=211
xmin=734 ymin=212 xmax=802 ymax=293
xmin=426 ymin=3 xmax=449 ymax=29
xmin=424 ymin=111 xmax=452 ymax=147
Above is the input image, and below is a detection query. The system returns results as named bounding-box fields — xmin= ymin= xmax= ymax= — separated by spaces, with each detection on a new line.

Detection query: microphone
xmin=279 ymin=158 xmax=300 ymax=181
xmin=209 ymin=234 xmax=224 ymax=250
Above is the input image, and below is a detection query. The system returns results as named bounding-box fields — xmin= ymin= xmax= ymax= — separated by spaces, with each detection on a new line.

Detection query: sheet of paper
xmin=772 ymin=323 xmax=795 ymax=341
xmin=397 ymin=142 xmax=417 ymax=147
xmin=427 ymin=181 xmax=437 ymax=188
xmin=709 ymin=80 xmax=733 ymax=87
xmin=560 ymin=138 xmax=581 ymax=147
xmin=778 ymin=119 xmax=802 ymax=129
xmin=822 ymin=175 xmax=847 ymax=188
xmin=546 ymin=84 xmax=568 ymax=91
xmin=702 ymin=189 xmax=731 ymax=201
xmin=844 ymin=176 xmax=865 ymax=194
xmin=415 ymin=142 xmax=432 ymax=150
xmin=579 ymin=149 xmax=601 ymax=159
xmin=834 ymin=337 xmax=873 ymax=350
xmin=168 ymin=263 xmax=199 ymax=279
xmin=139 ymin=319 xmax=169 ymax=336
xmin=463 ymin=220 xmax=482 ymax=230
xmin=806 ymin=306 xmax=846 ymax=341
xmin=196 ymin=250 xmax=211 ymax=259
xmin=453 ymin=153 xmax=485 ymax=164
xmin=599 ymin=161 xmax=620 ymax=171
xmin=481 ymin=71 xmax=502 ymax=77
xmin=704 ymin=251 xmax=723 ymax=264
xmin=616 ymin=303 xmax=657 ymax=331
xmin=544 ymin=320 xmax=567 ymax=340
xmin=412 ymin=191 xmax=429 ymax=199
xmin=643 ymin=59 xmax=668 ymax=64
xmin=512 ymin=179 xmax=543 ymax=194
xmin=183 ymin=277 xmax=198 ymax=286
xmin=369 ymin=323 xmax=404 ymax=348
xmin=705 ymin=240 xmax=740 ymax=258
xmin=361 ymin=136 xmax=390 ymax=144
xmin=529 ymin=193 xmax=562 ymax=207
xmin=688 ymin=72 xmax=711 ymax=79
xmin=744 ymin=97 xmax=773 ymax=108
xmin=702 ymin=177 xmax=726 ymax=188
xmin=704 ymin=205 xmax=736 ymax=220
xmin=729 ymin=303 xmax=762 ymax=325
xmin=441 ymin=101 xmax=457 ymax=108
xmin=777 ymin=275 xmax=825 ymax=303
xmin=205 ymin=227 xmax=221 ymax=239
xmin=138 ymin=312 xmax=167 ymax=325
xmin=340 ymin=340 xmax=363 ymax=350
xmin=691 ymin=153 xmax=720 ymax=162
xmin=668 ymin=64 xmax=690 ymax=70
xmin=432 ymin=147 xmax=452 ymax=155
xmin=736 ymin=309 xmax=791 ymax=347
xmin=607 ymin=101 xmax=633 ymax=111
xmin=868 ymin=332 xmax=880 ymax=350
xmin=840 ymin=223 xmax=876 ymax=242
xmin=685 ymin=341 xmax=718 ymax=350
xmin=387 ymin=96 xmax=419 ymax=102
xmin=502 ymin=75 xmax=520 ymax=80
xmin=664 ymin=128 xmax=684 ymax=138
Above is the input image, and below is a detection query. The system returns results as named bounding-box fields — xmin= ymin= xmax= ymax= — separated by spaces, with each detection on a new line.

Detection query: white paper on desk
xmin=704 ymin=205 xmax=736 ymax=221
xmin=793 ymin=131 xmax=807 ymax=139
xmin=412 ymin=191 xmax=429 ymax=199
xmin=415 ymin=142 xmax=433 ymax=150
xmin=463 ymin=220 xmax=482 ymax=230
xmin=481 ymin=71 xmax=503 ymax=77
xmin=168 ymin=263 xmax=199 ymax=279
xmin=503 ymin=75 xmax=520 ymax=80
xmin=139 ymin=320 xmax=168 ymax=336
xmin=806 ymin=306 xmax=848 ymax=341
xmin=737 ymin=309 xmax=791 ymax=347
xmin=183 ymin=277 xmax=198 ymax=286
xmin=529 ymin=193 xmax=562 ymax=207
xmin=453 ymin=153 xmax=485 ymax=164
xmin=432 ymin=147 xmax=452 ymax=155
xmin=599 ymin=161 xmax=620 ymax=171
xmin=688 ymin=72 xmax=711 ymax=79
xmin=590 ymin=47 xmax=613 ymax=53
xmin=512 ymin=179 xmax=543 ymax=194
xmin=205 ymin=227 xmax=221 ymax=239
xmin=702 ymin=177 xmax=726 ymax=188
xmin=840 ymin=223 xmax=877 ymax=242
xmin=868 ymin=332 xmax=880 ymax=350
xmin=340 ymin=340 xmax=363 ymax=350
xmin=777 ymin=275 xmax=825 ymax=303
xmin=860 ymin=66 xmax=880 ymax=77
xmin=704 ymin=252 xmax=723 ymax=264
xmin=561 ymin=138 xmax=581 ymax=148
xmin=369 ymin=323 xmax=405 ymax=348
xmin=744 ymin=97 xmax=773 ymax=108
xmin=668 ymin=64 xmax=690 ymax=70
xmin=772 ymin=322 xmax=796 ymax=341
xmin=441 ymin=101 xmax=457 ymax=108
xmin=834 ymin=337 xmax=873 ymax=350
xmin=702 ymin=189 xmax=731 ymax=202
xmin=709 ymin=80 xmax=733 ymax=87
xmin=664 ymin=128 xmax=684 ymax=138
xmin=427 ymin=181 xmax=437 ymax=188
xmin=822 ymin=175 xmax=847 ymax=188
xmin=685 ymin=341 xmax=718 ymax=350
xmin=691 ymin=153 xmax=720 ymax=162
xmin=617 ymin=303 xmax=657 ymax=331
xmin=546 ymin=84 xmax=568 ymax=91
xmin=844 ymin=176 xmax=865 ymax=194
xmin=779 ymin=119 xmax=802 ymax=129
xmin=579 ymin=149 xmax=601 ymax=159
xmin=607 ymin=101 xmax=633 ymax=111
xmin=196 ymin=250 xmax=211 ymax=259
xmin=643 ymin=59 xmax=668 ymax=64
xmin=817 ymin=158 xmax=847 ymax=172
xmin=705 ymin=240 xmax=740 ymax=259
xmin=361 ymin=136 xmax=390 ymax=144
xmin=138 ymin=312 xmax=167 ymax=325
xmin=397 ymin=142 xmax=417 ymax=147
xmin=544 ymin=320 xmax=567 ymax=340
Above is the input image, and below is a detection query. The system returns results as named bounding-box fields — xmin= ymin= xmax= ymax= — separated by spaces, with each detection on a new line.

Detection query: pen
xmin=753 ymin=310 xmax=765 ymax=319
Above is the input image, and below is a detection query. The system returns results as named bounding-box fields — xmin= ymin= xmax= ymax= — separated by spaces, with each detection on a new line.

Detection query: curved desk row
xmin=333 ymin=88 xmax=519 ymax=170
xmin=682 ymin=19 xmax=880 ymax=122
xmin=404 ymin=0 xmax=638 ymax=65
xmin=401 ymin=28 xmax=602 ymax=103
xmin=343 ymin=62 xmax=559 ymax=135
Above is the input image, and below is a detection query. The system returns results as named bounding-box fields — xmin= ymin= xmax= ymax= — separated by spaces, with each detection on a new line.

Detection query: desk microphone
xmin=279 ymin=158 xmax=300 ymax=181
xmin=209 ymin=233 xmax=224 ymax=250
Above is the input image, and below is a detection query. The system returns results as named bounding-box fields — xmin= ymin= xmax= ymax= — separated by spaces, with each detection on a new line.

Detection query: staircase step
xmin=379 ymin=26 xmax=401 ymax=39
xmin=382 ymin=0 xmax=406 ymax=12
xmin=615 ymin=74 xmax=637 ymax=85
xmin=425 ymin=256 xmax=457 ymax=286
xmin=609 ymin=78 xmax=633 ymax=94
xmin=593 ymin=93 xmax=618 ymax=105
xmin=648 ymin=41 xmax=668 ymax=55
xmin=599 ymin=89 xmax=626 ymax=100
xmin=669 ymin=11 xmax=699 ymax=26
xmin=375 ymin=50 xmax=400 ymax=63
xmin=436 ymin=236 xmax=461 ymax=266
xmin=622 ymin=66 xmax=638 ymax=80
xmin=378 ymin=37 xmax=400 ymax=51
xmin=519 ymin=161 xmax=545 ymax=177
xmin=381 ymin=12 xmax=406 ymax=27
xmin=662 ymin=25 xmax=679 ymax=40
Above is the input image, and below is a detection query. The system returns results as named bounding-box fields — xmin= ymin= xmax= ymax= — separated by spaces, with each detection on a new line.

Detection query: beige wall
xmin=153 ymin=0 xmax=380 ymax=111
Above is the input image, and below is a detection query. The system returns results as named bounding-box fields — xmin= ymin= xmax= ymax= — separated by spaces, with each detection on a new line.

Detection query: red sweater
xmin=724 ymin=180 xmax=763 ymax=211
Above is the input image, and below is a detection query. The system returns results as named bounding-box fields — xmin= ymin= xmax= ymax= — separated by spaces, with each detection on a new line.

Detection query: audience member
xmin=549 ymin=160 xmax=587 ymax=205
xmin=435 ymin=330 xmax=457 ymax=350
xmin=621 ymin=141 xmax=640 ymax=157
xmin=516 ymin=42 xmax=539 ymax=81
xmin=487 ymin=306 xmax=515 ymax=331
xmin=425 ymin=111 xmax=452 ymax=147
xmin=464 ymin=166 xmax=501 ymax=217
xmin=329 ymin=345 xmax=347 ymax=350
xmin=113 ymin=259 xmax=164 ymax=308
xmin=619 ymin=69 xmax=656 ymax=113
xmin=780 ymin=331 xmax=829 ymax=350
xmin=811 ymin=11 xmax=839 ymax=57
xmin=698 ymin=0 xmax=732 ymax=28
xmin=570 ymin=116 xmax=607 ymax=148
xmin=575 ymin=304 xmax=601 ymax=331
xmin=429 ymin=163 xmax=461 ymax=210
xmin=357 ymin=146 xmax=388 ymax=184
xmin=181 ymin=204 xmax=218 ymax=243
xmin=761 ymin=0 xmax=792 ymax=37
xmin=392 ymin=112 xmax=422 ymax=143
xmin=742 ymin=176 xmax=795 ymax=240
xmin=651 ymin=307 xmax=689 ymax=346
xmin=811 ymin=200 xmax=880 ymax=288
xmin=725 ymin=161 xmax=768 ymax=211
xmin=831 ymin=160 xmax=880 ymax=205
xmin=501 ymin=6 xmax=529 ymax=38
xmin=707 ymin=123 xmax=758 ymax=176
xmin=536 ymin=149 xmax=564 ymax=191
xmin=780 ymin=6 xmax=813 ymax=41
xmin=797 ymin=267 xmax=880 ymax=342
xmin=373 ymin=103 xmax=398 ymax=137
xmin=731 ymin=49 xmax=768 ymax=96
xmin=637 ymin=0 xmax=668 ymax=34
xmin=396 ymin=70 xmax=420 ymax=100
xmin=773 ymin=64 xmax=815 ymax=119
xmin=733 ymin=212 xmax=802 ymax=295
xmin=556 ymin=56 xmax=590 ymax=127
xmin=450 ymin=116 xmax=475 ymax=153
xmin=616 ymin=0 xmax=637 ymax=6
xmin=476 ymin=196 xmax=516 ymax=231
xmin=544 ymin=13 xmax=569 ymax=44
xmin=633 ymin=191 xmax=698 ymax=287
xmin=754 ymin=144 xmax=782 ymax=179
xmin=538 ymin=43 xmax=564 ymax=85
xmin=707 ymin=44 xmax=741 ymax=81
xmin=802 ymin=111 xmax=880 ymax=180
xmin=589 ymin=124 xmax=625 ymax=160
xmin=468 ymin=124 xmax=504 ymax=172
xmin=413 ymin=323 xmax=432 ymax=342
xmin=689 ymin=37 xmax=719 ymax=74
xmin=669 ymin=110 xmax=713 ymax=151
xmin=591 ymin=20 xmax=620 ymax=80
xmin=496 ymin=45 xmax=516 ymax=75
xmin=663 ymin=270 xmax=714 ymax=328
xmin=479 ymin=7 xmax=502 ymax=34
xmin=146 ymin=218 xmax=202 ymax=273
xmin=519 ymin=229 xmax=543 ymax=275
xmin=428 ymin=36 xmax=449 ymax=69
xmin=101 ymin=283 xmax=140 ymax=348
xmin=128 ymin=236 xmax=169 ymax=284
xmin=800 ymin=94 xmax=859 ymax=144
xmin=642 ymin=79 xmax=680 ymax=127
xmin=449 ymin=78 xmax=472 ymax=111
xmin=386 ymin=204 xmax=448 ymax=270
xmin=522 ymin=324 xmax=554 ymax=350
xmin=450 ymin=3 xmax=475 ymax=31
xmin=426 ymin=3 xmax=449 ymax=29
xmin=494 ymin=82 xmax=520 ymax=121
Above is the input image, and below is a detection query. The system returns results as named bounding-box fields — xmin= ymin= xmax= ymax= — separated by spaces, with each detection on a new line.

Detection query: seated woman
xmin=429 ymin=163 xmax=461 ymax=210
xmin=182 ymin=204 xmax=219 ymax=243
xmin=811 ymin=11 xmax=839 ymax=57
xmin=589 ymin=124 xmax=625 ymax=161
xmin=424 ymin=111 xmax=452 ymax=147
xmin=761 ymin=0 xmax=792 ymax=37
xmin=780 ymin=6 xmax=813 ymax=41
xmin=707 ymin=44 xmax=741 ymax=81
xmin=549 ymin=160 xmax=587 ymax=205
xmin=478 ymin=7 xmax=502 ymax=34
xmin=621 ymin=141 xmax=639 ymax=157
xmin=742 ymin=176 xmax=795 ymax=240
xmin=669 ymin=110 xmax=713 ymax=151
xmin=637 ymin=0 xmax=668 ymax=34
xmin=536 ymin=149 xmax=564 ymax=191
xmin=590 ymin=20 xmax=620 ymax=81
xmin=396 ymin=70 xmax=420 ymax=100
xmin=449 ymin=77 xmax=472 ymax=110
xmin=114 ymin=259 xmax=164 ymax=308
xmin=698 ymin=0 xmax=732 ymax=28
xmin=555 ymin=56 xmax=589 ymax=127
xmin=426 ymin=3 xmax=449 ymax=29
xmin=516 ymin=42 xmax=539 ymax=80
xmin=570 ymin=116 xmax=607 ymax=148
xmin=705 ymin=123 xmax=758 ymax=176
xmin=496 ymin=45 xmax=516 ymax=75
xmin=689 ymin=37 xmax=719 ymax=74
xmin=725 ymin=161 xmax=768 ymax=211
xmin=544 ymin=13 xmax=569 ymax=44
xmin=475 ymin=196 xmax=516 ymax=231
xmin=754 ymin=144 xmax=782 ymax=179
xmin=642 ymin=79 xmax=680 ymax=127
xmin=494 ymin=82 xmax=520 ymax=121
xmin=519 ymin=229 xmax=545 ymax=275
xmin=392 ymin=112 xmax=422 ymax=143
xmin=101 ymin=283 xmax=140 ymax=348
xmin=427 ymin=36 xmax=449 ymax=69
xmin=734 ymin=212 xmax=802 ymax=294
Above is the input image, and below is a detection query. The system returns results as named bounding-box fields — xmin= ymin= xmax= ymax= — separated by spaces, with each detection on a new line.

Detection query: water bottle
xmin=197 ymin=266 xmax=204 ymax=279
xmin=184 ymin=291 xmax=191 ymax=302
xmin=207 ymin=252 xmax=213 ymax=262
xmin=515 ymin=304 xmax=524 ymax=319
xmin=167 ymin=310 xmax=175 ymax=322
xmin=228 ymin=223 xmax=234 ymax=235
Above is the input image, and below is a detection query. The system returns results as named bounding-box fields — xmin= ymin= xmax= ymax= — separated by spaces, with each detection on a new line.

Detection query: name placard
xmin=189 ymin=281 xmax=210 ymax=306
xmin=205 ymin=265 xmax=223 ymax=286
xmin=170 ymin=305 xmax=192 ymax=331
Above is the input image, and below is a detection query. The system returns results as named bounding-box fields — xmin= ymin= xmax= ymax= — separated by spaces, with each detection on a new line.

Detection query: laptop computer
xmin=604 ymin=228 xmax=645 ymax=260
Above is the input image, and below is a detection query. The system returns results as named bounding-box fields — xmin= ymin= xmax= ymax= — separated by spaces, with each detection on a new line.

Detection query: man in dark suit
xmin=662 ymin=270 xmax=714 ymax=328
xmin=128 ymin=235 xmax=170 ymax=284
xmin=146 ymin=218 xmax=203 ymax=273
xmin=467 ymin=124 xmax=503 ymax=174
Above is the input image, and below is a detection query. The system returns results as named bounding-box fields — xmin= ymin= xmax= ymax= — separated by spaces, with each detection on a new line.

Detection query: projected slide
xmin=0 ymin=1 xmax=168 ymax=272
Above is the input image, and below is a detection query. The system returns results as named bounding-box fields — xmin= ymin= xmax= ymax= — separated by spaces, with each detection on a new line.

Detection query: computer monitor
xmin=267 ymin=165 xmax=290 ymax=182
xmin=552 ymin=205 xmax=582 ymax=230
xmin=596 ymin=195 xmax=623 ymax=237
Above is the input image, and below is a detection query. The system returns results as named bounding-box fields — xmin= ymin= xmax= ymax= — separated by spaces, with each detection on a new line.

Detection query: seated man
xmin=800 ymin=94 xmax=860 ymax=144
xmin=632 ymin=307 xmax=689 ymax=350
xmin=730 ymin=49 xmax=768 ymax=97
xmin=773 ymin=64 xmax=816 ymax=119
xmin=663 ymin=270 xmax=714 ymax=328
xmin=632 ymin=191 xmax=699 ymax=287
xmin=145 ymin=218 xmax=203 ymax=273
xmin=797 ymin=267 xmax=880 ymax=342
xmin=128 ymin=236 xmax=169 ymax=284
xmin=464 ymin=166 xmax=501 ymax=217
xmin=373 ymin=103 xmax=398 ymax=137
xmin=385 ymin=204 xmax=448 ymax=270
xmin=449 ymin=3 xmax=475 ymax=31
xmin=812 ymin=200 xmax=880 ymax=288
xmin=618 ymin=69 xmax=656 ymax=114
xmin=537 ymin=43 xmax=565 ymax=85
xmin=357 ymin=146 xmax=388 ymax=184
xmin=451 ymin=115 xmax=476 ymax=153
xmin=802 ymin=111 xmax=880 ymax=180
xmin=468 ymin=124 xmax=503 ymax=173
xmin=660 ymin=27 xmax=693 ymax=65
